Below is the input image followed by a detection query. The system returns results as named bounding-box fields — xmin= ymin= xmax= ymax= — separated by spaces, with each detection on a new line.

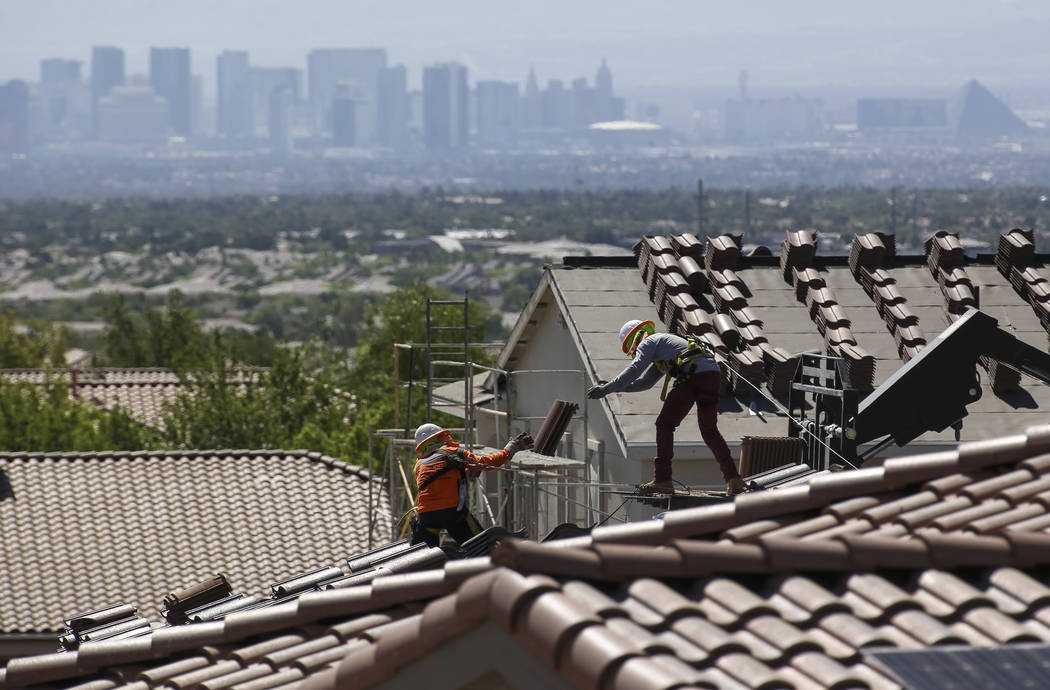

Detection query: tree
xmin=0 ymin=309 xmax=69 ymax=368
xmin=0 ymin=378 xmax=160 ymax=451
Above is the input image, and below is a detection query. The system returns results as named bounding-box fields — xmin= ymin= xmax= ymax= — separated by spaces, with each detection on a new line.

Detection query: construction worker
xmin=410 ymin=423 xmax=534 ymax=547
xmin=587 ymin=319 xmax=745 ymax=495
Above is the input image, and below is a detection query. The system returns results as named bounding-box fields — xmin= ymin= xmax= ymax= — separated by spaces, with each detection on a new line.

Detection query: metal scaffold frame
xmin=363 ymin=294 xmax=609 ymax=546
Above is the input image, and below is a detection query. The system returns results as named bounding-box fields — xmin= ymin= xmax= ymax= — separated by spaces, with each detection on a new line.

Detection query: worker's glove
xmin=587 ymin=384 xmax=607 ymax=399
xmin=504 ymin=432 xmax=534 ymax=456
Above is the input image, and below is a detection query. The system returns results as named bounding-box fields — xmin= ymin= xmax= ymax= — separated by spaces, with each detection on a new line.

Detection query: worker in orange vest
xmin=410 ymin=423 xmax=533 ymax=547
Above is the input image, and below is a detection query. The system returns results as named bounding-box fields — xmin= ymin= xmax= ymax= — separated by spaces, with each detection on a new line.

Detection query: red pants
xmin=654 ymin=370 xmax=739 ymax=482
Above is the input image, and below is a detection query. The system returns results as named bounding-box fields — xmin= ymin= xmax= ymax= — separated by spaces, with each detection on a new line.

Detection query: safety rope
xmin=718 ymin=358 xmax=860 ymax=471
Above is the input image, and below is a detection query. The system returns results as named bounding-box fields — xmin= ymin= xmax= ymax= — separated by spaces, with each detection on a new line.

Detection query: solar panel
xmin=868 ymin=644 xmax=1050 ymax=690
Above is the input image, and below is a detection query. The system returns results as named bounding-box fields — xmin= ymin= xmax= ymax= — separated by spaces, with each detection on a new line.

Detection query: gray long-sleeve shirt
xmin=602 ymin=332 xmax=719 ymax=394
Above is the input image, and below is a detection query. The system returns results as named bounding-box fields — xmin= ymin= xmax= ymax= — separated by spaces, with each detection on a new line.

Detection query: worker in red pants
xmin=587 ymin=319 xmax=745 ymax=495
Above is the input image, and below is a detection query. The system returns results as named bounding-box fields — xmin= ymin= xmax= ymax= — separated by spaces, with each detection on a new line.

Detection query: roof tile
xmin=759 ymin=536 xmax=851 ymax=571
xmin=672 ymin=540 xmax=768 ymax=573
xmin=517 ymin=591 xmax=601 ymax=668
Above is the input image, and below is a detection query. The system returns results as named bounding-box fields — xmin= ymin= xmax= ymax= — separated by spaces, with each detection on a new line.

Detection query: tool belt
xmin=654 ymin=336 xmax=716 ymax=401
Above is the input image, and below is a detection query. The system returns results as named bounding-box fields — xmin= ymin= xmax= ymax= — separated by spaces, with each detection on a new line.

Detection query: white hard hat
xmin=619 ymin=319 xmax=655 ymax=354
xmin=414 ymin=423 xmax=447 ymax=453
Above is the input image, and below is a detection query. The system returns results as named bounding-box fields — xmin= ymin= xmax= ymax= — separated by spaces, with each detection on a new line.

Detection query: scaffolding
xmin=363 ymin=294 xmax=610 ymax=547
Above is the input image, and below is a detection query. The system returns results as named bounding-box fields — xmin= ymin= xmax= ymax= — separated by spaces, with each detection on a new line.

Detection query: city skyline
xmin=4 ymin=0 xmax=1050 ymax=92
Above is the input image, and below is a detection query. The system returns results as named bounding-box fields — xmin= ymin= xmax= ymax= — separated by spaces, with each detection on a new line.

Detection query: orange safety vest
xmin=414 ymin=442 xmax=510 ymax=514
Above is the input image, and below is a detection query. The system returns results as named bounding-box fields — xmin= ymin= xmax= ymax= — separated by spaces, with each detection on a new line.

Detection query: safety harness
xmin=417 ymin=447 xmax=469 ymax=494
xmin=652 ymin=335 xmax=717 ymax=401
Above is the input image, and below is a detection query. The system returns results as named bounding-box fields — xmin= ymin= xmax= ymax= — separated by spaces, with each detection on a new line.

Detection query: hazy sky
xmin=3 ymin=0 xmax=1049 ymax=92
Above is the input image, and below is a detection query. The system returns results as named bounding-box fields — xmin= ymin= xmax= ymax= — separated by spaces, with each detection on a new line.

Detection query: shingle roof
xmin=10 ymin=424 xmax=1050 ymax=689
xmin=0 ymin=449 xmax=389 ymax=634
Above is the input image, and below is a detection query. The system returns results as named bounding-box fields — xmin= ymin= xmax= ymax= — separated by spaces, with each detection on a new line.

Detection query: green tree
xmin=0 ymin=378 xmax=160 ymax=451
xmin=0 ymin=309 xmax=69 ymax=368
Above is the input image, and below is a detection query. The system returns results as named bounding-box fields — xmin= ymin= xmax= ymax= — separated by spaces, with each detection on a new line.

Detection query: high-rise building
xmin=541 ymin=79 xmax=572 ymax=130
xmin=377 ymin=64 xmax=408 ymax=148
xmin=307 ymin=49 xmax=386 ymax=145
xmin=96 ymin=86 xmax=168 ymax=145
xmin=91 ymin=46 xmax=125 ymax=136
xmin=0 ymin=80 xmax=30 ymax=153
xmin=476 ymin=81 xmax=519 ymax=147
xmin=331 ymin=85 xmax=355 ymax=146
xmin=41 ymin=59 xmax=81 ymax=84
xmin=594 ymin=58 xmax=613 ymax=121
xmin=217 ymin=50 xmax=254 ymax=138
xmin=252 ymin=67 xmax=300 ymax=137
xmin=268 ymin=85 xmax=294 ymax=154
xmin=149 ymin=47 xmax=192 ymax=136
xmin=522 ymin=66 xmax=541 ymax=129
xmin=423 ymin=62 xmax=468 ymax=150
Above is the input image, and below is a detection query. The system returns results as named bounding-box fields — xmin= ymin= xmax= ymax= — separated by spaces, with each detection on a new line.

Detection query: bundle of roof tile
xmin=670 ymin=232 xmax=704 ymax=258
xmin=926 ymin=230 xmax=966 ymax=274
xmin=676 ymin=254 xmax=710 ymax=294
xmin=753 ymin=342 xmax=800 ymax=396
xmin=996 ymin=227 xmax=1035 ymax=278
xmin=848 ymin=231 xmax=894 ymax=276
xmin=726 ymin=349 xmax=766 ymax=396
xmin=779 ymin=229 xmax=817 ymax=282
xmin=792 ymin=266 xmax=825 ymax=303
xmin=532 ymin=400 xmax=579 ymax=456
xmin=704 ymin=233 xmax=742 ymax=271
xmin=856 ymin=266 xmax=894 ymax=299
xmin=828 ymin=341 xmax=877 ymax=392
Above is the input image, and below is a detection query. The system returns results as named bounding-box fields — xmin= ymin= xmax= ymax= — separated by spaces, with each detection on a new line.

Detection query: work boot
xmin=637 ymin=479 xmax=675 ymax=495
xmin=726 ymin=477 xmax=747 ymax=495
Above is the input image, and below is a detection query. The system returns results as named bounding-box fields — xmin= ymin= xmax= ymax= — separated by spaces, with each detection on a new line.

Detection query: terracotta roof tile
xmin=0 ymin=450 xmax=387 ymax=633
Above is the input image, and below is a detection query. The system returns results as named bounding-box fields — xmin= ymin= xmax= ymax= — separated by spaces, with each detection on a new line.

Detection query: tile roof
xmin=557 ymin=229 xmax=1050 ymax=452
xmin=11 ymin=424 xmax=1050 ymax=689
xmin=0 ymin=369 xmax=266 ymax=428
xmin=0 ymin=449 xmax=389 ymax=634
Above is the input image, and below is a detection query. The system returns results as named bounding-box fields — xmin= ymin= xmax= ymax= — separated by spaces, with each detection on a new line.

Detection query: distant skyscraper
xmin=252 ymin=67 xmax=300 ymax=136
xmin=91 ymin=46 xmax=125 ymax=136
xmin=150 ymin=47 xmax=192 ymax=136
xmin=377 ymin=64 xmax=408 ymax=148
xmin=476 ymin=81 xmax=519 ymax=146
xmin=595 ymin=58 xmax=613 ymax=121
xmin=307 ymin=49 xmax=386 ymax=145
xmin=423 ymin=62 xmax=468 ymax=150
xmin=542 ymin=79 xmax=572 ymax=130
xmin=268 ymin=85 xmax=294 ymax=154
xmin=522 ymin=66 xmax=541 ymax=129
xmin=41 ymin=59 xmax=81 ymax=84
xmin=217 ymin=50 xmax=254 ymax=138
xmin=0 ymin=80 xmax=30 ymax=153
xmin=331 ymin=85 xmax=355 ymax=146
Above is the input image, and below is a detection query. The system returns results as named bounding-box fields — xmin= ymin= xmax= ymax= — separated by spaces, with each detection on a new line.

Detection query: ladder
xmin=425 ymin=295 xmax=471 ymax=426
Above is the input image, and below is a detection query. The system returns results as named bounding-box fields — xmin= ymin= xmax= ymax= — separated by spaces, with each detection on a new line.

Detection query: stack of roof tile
xmin=926 ymin=230 xmax=966 ymax=275
xmin=792 ymin=266 xmax=825 ymax=303
xmin=22 ymin=426 xmax=1050 ymax=690
xmin=726 ymin=349 xmax=766 ymax=396
xmin=532 ymin=400 xmax=579 ymax=456
xmin=828 ymin=341 xmax=877 ymax=392
xmin=676 ymin=255 xmax=710 ymax=294
xmin=996 ymin=228 xmax=1035 ymax=278
xmin=712 ymin=313 xmax=741 ymax=350
xmin=754 ymin=343 xmax=801 ymax=396
xmin=856 ymin=267 xmax=894 ymax=299
xmin=676 ymin=308 xmax=713 ymax=337
xmin=981 ymin=355 xmax=1023 ymax=395
xmin=779 ymin=229 xmax=818 ymax=282
xmin=848 ymin=232 xmax=894 ymax=276
xmin=670 ymin=232 xmax=704 ymax=258
xmin=704 ymin=233 xmax=742 ymax=271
